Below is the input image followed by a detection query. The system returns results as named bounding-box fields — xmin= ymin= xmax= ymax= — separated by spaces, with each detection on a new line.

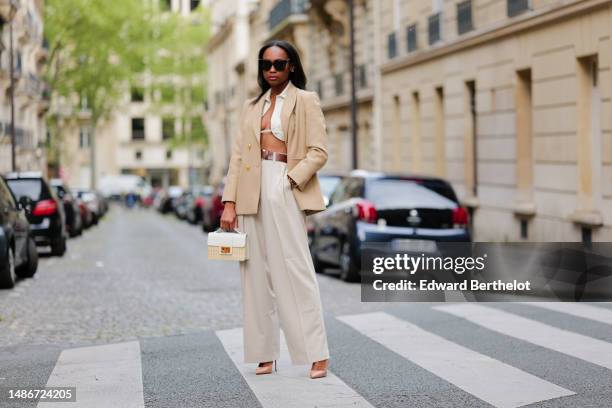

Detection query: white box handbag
xmin=207 ymin=228 xmax=248 ymax=261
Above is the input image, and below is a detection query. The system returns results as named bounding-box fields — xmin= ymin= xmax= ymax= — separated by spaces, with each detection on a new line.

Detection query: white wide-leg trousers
xmin=236 ymin=158 xmax=330 ymax=365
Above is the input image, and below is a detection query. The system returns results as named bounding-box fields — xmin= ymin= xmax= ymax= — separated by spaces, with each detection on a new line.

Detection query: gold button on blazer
xmin=221 ymin=80 xmax=328 ymax=216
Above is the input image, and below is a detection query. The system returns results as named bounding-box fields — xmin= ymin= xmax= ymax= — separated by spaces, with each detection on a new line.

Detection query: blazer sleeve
xmin=287 ymin=91 xmax=328 ymax=191
xmin=221 ymin=99 xmax=251 ymax=204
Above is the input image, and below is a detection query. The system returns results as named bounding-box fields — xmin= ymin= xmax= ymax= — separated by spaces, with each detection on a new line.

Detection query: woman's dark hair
xmin=251 ymin=40 xmax=307 ymax=105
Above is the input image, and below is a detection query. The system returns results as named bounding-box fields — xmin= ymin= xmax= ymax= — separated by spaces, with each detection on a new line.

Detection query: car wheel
xmin=0 ymin=246 xmax=16 ymax=289
xmin=16 ymin=237 xmax=38 ymax=278
xmin=51 ymin=235 xmax=67 ymax=257
xmin=340 ymin=241 xmax=360 ymax=282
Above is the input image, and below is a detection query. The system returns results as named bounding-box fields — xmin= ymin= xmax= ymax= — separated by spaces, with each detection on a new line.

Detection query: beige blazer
xmin=221 ymin=80 xmax=328 ymax=216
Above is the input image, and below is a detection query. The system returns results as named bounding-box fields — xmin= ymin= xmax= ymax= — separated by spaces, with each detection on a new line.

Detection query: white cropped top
xmin=260 ymin=81 xmax=290 ymax=141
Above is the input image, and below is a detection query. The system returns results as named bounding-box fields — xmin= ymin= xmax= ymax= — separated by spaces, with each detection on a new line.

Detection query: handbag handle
xmin=214 ymin=227 xmax=243 ymax=233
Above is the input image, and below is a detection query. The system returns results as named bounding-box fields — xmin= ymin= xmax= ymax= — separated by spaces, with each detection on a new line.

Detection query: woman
xmin=219 ymin=40 xmax=330 ymax=379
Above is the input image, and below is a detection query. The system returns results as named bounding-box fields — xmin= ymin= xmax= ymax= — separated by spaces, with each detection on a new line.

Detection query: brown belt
xmin=261 ymin=148 xmax=287 ymax=163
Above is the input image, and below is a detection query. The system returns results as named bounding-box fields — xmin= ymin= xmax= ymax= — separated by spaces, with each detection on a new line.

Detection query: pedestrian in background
xmin=220 ymin=39 xmax=330 ymax=379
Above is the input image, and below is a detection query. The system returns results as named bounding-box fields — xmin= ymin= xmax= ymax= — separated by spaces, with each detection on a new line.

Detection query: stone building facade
xmin=0 ymin=0 xmax=49 ymax=175
xmin=206 ymin=0 xmax=612 ymax=242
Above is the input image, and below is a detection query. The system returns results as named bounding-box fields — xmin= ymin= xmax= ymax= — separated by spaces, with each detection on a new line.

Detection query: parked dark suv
xmin=309 ymin=170 xmax=471 ymax=282
xmin=0 ymin=175 xmax=38 ymax=288
xmin=4 ymin=172 xmax=67 ymax=256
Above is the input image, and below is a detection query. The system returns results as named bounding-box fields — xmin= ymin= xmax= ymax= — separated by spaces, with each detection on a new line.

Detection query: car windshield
xmin=365 ymin=179 xmax=457 ymax=209
xmin=6 ymin=179 xmax=44 ymax=201
xmin=319 ymin=176 xmax=342 ymax=198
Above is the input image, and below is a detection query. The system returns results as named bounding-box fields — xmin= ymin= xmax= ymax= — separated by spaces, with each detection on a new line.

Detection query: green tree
xmin=44 ymin=0 xmax=211 ymax=188
xmin=147 ymin=5 xmax=210 ymax=150
xmin=44 ymin=0 xmax=156 ymax=188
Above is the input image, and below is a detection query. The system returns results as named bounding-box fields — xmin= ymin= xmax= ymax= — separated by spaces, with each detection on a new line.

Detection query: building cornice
xmin=381 ymin=0 xmax=612 ymax=75
xmin=320 ymin=88 xmax=373 ymax=112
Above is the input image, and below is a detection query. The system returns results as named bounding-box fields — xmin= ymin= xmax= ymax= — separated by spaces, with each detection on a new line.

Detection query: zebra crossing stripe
xmin=337 ymin=311 xmax=573 ymax=408
xmin=526 ymin=302 xmax=612 ymax=326
xmin=435 ymin=304 xmax=612 ymax=370
xmin=215 ymin=327 xmax=375 ymax=408
xmin=37 ymin=341 xmax=145 ymax=408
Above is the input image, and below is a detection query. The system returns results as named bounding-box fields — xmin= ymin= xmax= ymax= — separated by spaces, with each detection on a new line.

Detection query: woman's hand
xmin=220 ymin=202 xmax=238 ymax=231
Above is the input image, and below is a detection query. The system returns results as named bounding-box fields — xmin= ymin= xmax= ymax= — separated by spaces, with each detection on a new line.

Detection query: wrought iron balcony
xmin=268 ymin=0 xmax=309 ymax=32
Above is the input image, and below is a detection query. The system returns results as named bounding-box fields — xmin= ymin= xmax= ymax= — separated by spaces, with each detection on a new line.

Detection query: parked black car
xmin=309 ymin=170 xmax=471 ymax=282
xmin=50 ymin=178 xmax=83 ymax=237
xmin=306 ymin=172 xmax=346 ymax=248
xmin=186 ymin=185 xmax=214 ymax=225
xmin=4 ymin=172 xmax=67 ymax=256
xmin=0 ymin=175 xmax=38 ymax=288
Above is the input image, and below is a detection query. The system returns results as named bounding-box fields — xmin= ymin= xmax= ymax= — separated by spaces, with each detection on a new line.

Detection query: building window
xmin=190 ymin=0 xmax=200 ymax=10
xmin=358 ymin=64 xmax=367 ymax=89
xmin=79 ymin=127 xmax=90 ymax=149
xmin=131 ymin=118 xmax=145 ymax=140
xmin=406 ymin=24 xmax=417 ymax=52
xmin=457 ymin=1 xmax=473 ymax=35
xmin=387 ymin=32 xmax=397 ymax=59
xmin=131 ymin=87 xmax=144 ymax=102
xmin=334 ymin=73 xmax=344 ymax=96
xmin=465 ymin=80 xmax=477 ymax=197
xmin=434 ymin=87 xmax=445 ymax=176
xmin=507 ymin=0 xmax=529 ymax=17
xmin=162 ymin=117 xmax=174 ymax=140
xmin=166 ymin=149 xmax=173 ymax=160
xmin=135 ymin=150 xmax=142 ymax=160
xmin=520 ymin=219 xmax=528 ymax=239
xmin=428 ymin=13 xmax=441 ymax=45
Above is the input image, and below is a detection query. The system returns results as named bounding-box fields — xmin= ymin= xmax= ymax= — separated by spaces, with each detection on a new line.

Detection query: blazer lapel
xmin=280 ymin=81 xmax=297 ymax=145
xmin=251 ymin=92 xmax=266 ymax=147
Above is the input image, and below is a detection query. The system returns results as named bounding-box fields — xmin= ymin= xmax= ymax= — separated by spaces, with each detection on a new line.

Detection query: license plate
xmin=391 ymin=239 xmax=437 ymax=253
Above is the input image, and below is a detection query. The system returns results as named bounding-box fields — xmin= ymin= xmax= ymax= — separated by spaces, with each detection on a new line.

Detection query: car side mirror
xmin=18 ymin=196 xmax=32 ymax=213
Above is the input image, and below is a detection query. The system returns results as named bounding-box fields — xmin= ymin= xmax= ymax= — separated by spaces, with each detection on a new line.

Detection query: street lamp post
xmin=8 ymin=5 xmax=16 ymax=171
xmin=348 ymin=0 xmax=357 ymax=170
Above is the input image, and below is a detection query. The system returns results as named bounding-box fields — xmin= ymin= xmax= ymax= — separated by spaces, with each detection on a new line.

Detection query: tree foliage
xmin=44 ymin=0 xmax=211 ymax=146
xmin=44 ymin=0 xmax=154 ymax=122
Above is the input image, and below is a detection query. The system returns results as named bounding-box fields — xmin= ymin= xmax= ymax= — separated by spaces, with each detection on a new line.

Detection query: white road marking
xmin=526 ymin=302 xmax=612 ymax=326
xmin=38 ymin=341 xmax=144 ymax=408
xmin=338 ymin=311 xmax=573 ymax=408
xmin=435 ymin=303 xmax=612 ymax=370
xmin=216 ymin=327 xmax=374 ymax=408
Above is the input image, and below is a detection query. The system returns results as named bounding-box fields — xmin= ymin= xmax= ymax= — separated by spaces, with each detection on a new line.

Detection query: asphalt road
xmin=1 ymin=204 xmax=612 ymax=408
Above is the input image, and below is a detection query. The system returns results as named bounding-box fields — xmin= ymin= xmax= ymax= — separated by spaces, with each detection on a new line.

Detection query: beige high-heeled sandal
xmin=309 ymin=359 xmax=328 ymax=379
xmin=255 ymin=360 xmax=277 ymax=375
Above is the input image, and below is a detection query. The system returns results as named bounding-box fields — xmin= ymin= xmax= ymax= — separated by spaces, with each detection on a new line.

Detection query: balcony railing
xmin=268 ymin=0 xmax=309 ymax=31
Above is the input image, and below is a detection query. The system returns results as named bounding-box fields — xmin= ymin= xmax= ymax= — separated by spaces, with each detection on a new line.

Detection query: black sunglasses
xmin=259 ymin=59 xmax=290 ymax=72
